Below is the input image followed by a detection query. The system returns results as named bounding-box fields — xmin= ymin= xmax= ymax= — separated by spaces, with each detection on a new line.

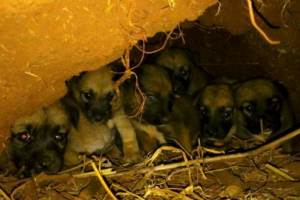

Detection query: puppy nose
xmin=38 ymin=159 xmax=51 ymax=168
xmin=34 ymin=161 xmax=50 ymax=173
xmin=161 ymin=116 xmax=169 ymax=123
xmin=93 ymin=113 xmax=103 ymax=121
xmin=204 ymin=139 xmax=215 ymax=147
xmin=207 ymin=129 xmax=217 ymax=137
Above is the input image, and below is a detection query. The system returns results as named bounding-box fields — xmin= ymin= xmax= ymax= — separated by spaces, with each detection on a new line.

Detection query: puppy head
xmin=155 ymin=49 xmax=194 ymax=96
xmin=9 ymin=102 xmax=71 ymax=176
xmin=196 ymin=84 xmax=234 ymax=147
xmin=66 ymin=66 xmax=115 ymax=123
xmin=139 ymin=64 xmax=173 ymax=125
xmin=235 ymin=78 xmax=288 ymax=136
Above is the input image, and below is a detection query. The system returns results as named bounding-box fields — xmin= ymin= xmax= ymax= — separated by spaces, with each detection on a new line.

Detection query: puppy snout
xmin=206 ymin=128 xmax=218 ymax=137
xmin=91 ymin=108 xmax=108 ymax=122
xmin=92 ymin=111 xmax=104 ymax=122
xmin=33 ymin=157 xmax=52 ymax=173
xmin=204 ymin=138 xmax=225 ymax=147
xmin=161 ymin=116 xmax=169 ymax=124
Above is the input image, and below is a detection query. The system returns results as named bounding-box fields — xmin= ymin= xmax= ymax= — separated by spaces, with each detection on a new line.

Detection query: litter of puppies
xmin=0 ymin=47 xmax=299 ymax=199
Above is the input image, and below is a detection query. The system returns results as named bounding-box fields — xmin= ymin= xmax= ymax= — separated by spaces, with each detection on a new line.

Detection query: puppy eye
xmin=242 ymin=102 xmax=255 ymax=115
xmin=199 ymin=106 xmax=207 ymax=116
xmin=223 ymin=108 xmax=232 ymax=120
xmin=270 ymin=97 xmax=281 ymax=111
xmin=18 ymin=132 xmax=31 ymax=142
xmin=106 ymin=91 xmax=115 ymax=100
xmin=147 ymin=95 xmax=157 ymax=102
xmin=80 ymin=91 xmax=93 ymax=102
xmin=54 ymin=133 xmax=65 ymax=141
xmin=179 ymin=67 xmax=189 ymax=76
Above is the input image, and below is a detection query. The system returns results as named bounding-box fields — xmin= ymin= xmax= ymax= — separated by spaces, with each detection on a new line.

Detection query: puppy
xmin=155 ymin=48 xmax=208 ymax=97
xmin=122 ymin=64 xmax=173 ymax=125
xmin=235 ymin=78 xmax=294 ymax=143
xmin=195 ymin=83 xmax=235 ymax=149
xmin=65 ymin=65 xmax=140 ymax=164
xmin=122 ymin=64 xmax=196 ymax=153
xmin=9 ymin=100 xmax=72 ymax=176
xmin=158 ymin=96 xmax=201 ymax=153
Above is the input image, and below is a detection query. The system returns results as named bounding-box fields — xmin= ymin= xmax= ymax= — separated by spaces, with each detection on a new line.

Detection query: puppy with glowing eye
xmin=195 ymin=83 xmax=235 ymax=148
xmin=155 ymin=48 xmax=208 ymax=97
xmin=64 ymin=65 xmax=140 ymax=165
xmin=235 ymin=78 xmax=294 ymax=143
xmin=8 ymin=100 xmax=72 ymax=177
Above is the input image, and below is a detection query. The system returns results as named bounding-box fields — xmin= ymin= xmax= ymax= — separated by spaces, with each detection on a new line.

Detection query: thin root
xmin=265 ymin=163 xmax=296 ymax=181
xmin=0 ymin=186 xmax=10 ymax=200
xmin=91 ymin=162 xmax=118 ymax=200
xmin=246 ymin=0 xmax=280 ymax=45
xmin=113 ymin=183 xmax=145 ymax=200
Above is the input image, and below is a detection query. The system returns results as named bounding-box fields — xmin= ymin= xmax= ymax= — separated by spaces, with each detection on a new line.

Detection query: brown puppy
xmin=122 ymin=64 xmax=173 ymax=125
xmin=116 ymin=64 xmax=170 ymax=156
xmin=195 ymin=83 xmax=235 ymax=149
xmin=8 ymin=100 xmax=72 ymax=176
xmin=122 ymin=64 xmax=196 ymax=153
xmin=158 ymin=96 xmax=201 ymax=153
xmin=235 ymin=78 xmax=294 ymax=145
xmin=65 ymin=65 xmax=140 ymax=164
xmin=155 ymin=48 xmax=208 ymax=97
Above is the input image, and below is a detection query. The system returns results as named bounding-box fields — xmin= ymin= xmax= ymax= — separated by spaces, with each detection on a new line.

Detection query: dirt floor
xmin=1 ymin=145 xmax=300 ymax=200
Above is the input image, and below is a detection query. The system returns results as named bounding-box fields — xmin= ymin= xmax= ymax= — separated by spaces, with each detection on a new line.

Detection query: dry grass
xmin=1 ymin=128 xmax=300 ymax=199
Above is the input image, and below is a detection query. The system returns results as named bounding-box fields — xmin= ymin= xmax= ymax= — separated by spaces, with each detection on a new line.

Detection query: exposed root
xmin=145 ymin=146 xmax=193 ymax=186
xmin=58 ymin=160 xmax=93 ymax=174
xmin=167 ymin=0 xmax=176 ymax=10
xmin=281 ymin=0 xmax=291 ymax=27
xmin=246 ymin=0 xmax=281 ymax=45
xmin=144 ymin=187 xmax=193 ymax=200
xmin=130 ymin=72 xmax=146 ymax=119
xmin=113 ymin=183 xmax=145 ymax=200
xmin=265 ymin=163 xmax=295 ymax=181
xmin=0 ymin=186 xmax=10 ymax=200
xmin=91 ymin=162 xmax=118 ymax=200
xmin=215 ymin=0 xmax=222 ymax=16
xmin=134 ymin=30 xmax=173 ymax=55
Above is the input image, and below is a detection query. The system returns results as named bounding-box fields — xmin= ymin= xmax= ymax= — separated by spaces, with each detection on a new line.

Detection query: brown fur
xmin=155 ymin=48 xmax=208 ymax=97
xmin=195 ymin=83 xmax=235 ymax=148
xmin=9 ymin=100 xmax=72 ymax=176
xmin=63 ymin=109 xmax=115 ymax=166
xmin=235 ymin=78 xmax=294 ymax=144
xmin=65 ymin=65 xmax=141 ymax=164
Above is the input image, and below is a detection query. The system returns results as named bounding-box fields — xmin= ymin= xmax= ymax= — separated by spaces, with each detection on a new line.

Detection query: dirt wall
xmin=0 ymin=0 xmax=216 ymax=142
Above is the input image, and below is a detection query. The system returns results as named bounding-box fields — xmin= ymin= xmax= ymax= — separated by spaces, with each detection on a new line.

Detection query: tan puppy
xmin=62 ymin=97 xmax=116 ymax=166
xmin=195 ymin=83 xmax=235 ymax=149
xmin=8 ymin=100 xmax=72 ymax=176
xmin=65 ymin=65 xmax=140 ymax=164
xmin=235 ymin=78 xmax=294 ymax=144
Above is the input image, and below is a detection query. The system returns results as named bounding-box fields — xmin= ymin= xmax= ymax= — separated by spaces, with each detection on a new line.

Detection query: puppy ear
xmin=109 ymin=61 xmax=125 ymax=82
xmin=65 ymin=71 xmax=87 ymax=94
xmin=193 ymin=93 xmax=201 ymax=107
xmin=272 ymin=80 xmax=289 ymax=98
xmin=60 ymin=97 xmax=80 ymax=128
